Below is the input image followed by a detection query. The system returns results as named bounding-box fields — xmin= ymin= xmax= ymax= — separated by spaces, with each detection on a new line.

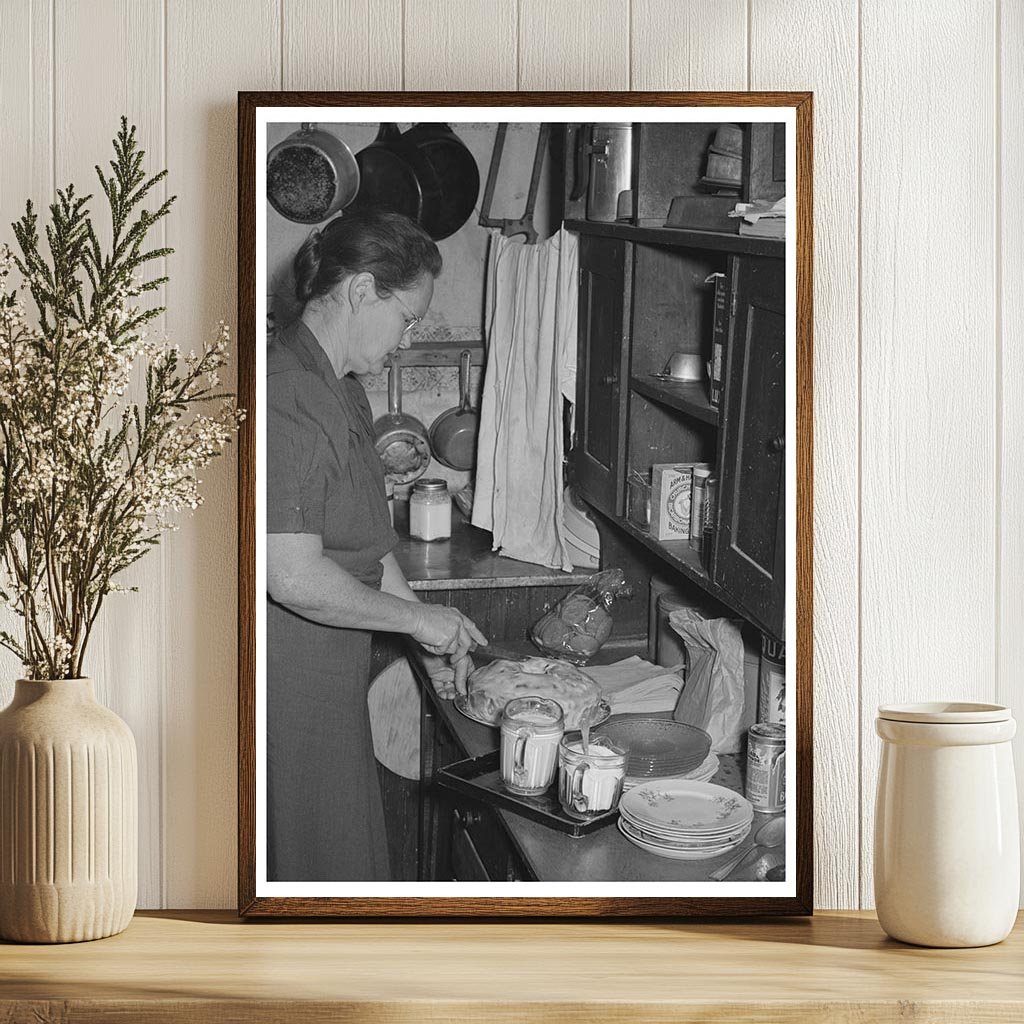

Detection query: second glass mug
xmin=499 ymin=696 xmax=565 ymax=796
xmin=558 ymin=733 xmax=627 ymax=819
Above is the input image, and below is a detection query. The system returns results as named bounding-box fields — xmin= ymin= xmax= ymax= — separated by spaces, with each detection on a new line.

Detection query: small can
xmin=701 ymin=474 xmax=718 ymax=575
xmin=745 ymin=722 xmax=786 ymax=812
xmin=689 ymin=466 xmax=712 ymax=550
xmin=757 ymin=636 xmax=786 ymax=724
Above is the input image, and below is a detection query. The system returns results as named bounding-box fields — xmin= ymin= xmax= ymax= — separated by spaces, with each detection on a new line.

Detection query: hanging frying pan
xmin=400 ymin=123 xmax=480 ymax=240
xmin=350 ymin=123 xmax=437 ymax=225
xmin=266 ymin=123 xmax=360 ymax=224
xmin=428 ymin=350 xmax=479 ymax=471
xmin=372 ymin=352 xmax=432 ymax=484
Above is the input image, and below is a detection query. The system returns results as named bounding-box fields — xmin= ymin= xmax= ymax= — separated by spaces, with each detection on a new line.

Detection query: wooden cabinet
xmin=716 ymin=257 xmax=786 ymax=636
xmin=574 ymin=233 xmax=632 ymax=518
xmin=416 ymin=668 xmax=534 ymax=882
xmin=567 ymin=141 xmax=787 ymax=640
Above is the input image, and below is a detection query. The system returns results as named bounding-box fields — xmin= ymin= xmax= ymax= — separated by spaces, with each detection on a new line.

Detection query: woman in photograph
xmin=265 ymin=209 xmax=487 ymax=882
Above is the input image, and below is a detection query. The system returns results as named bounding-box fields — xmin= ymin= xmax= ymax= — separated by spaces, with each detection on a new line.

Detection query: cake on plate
xmin=466 ymin=657 xmax=603 ymax=728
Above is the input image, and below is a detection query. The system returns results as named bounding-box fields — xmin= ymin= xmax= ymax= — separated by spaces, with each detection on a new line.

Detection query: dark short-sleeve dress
xmin=266 ymin=318 xmax=398 ymax=881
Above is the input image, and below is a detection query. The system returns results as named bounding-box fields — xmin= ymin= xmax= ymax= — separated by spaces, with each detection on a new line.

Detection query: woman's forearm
xmin=267 ymin=533 xmax=487 ymax=666
xmin=270 ymin=552 xmax=422 ymax=634
xmin=379 ymin=551 xmax=419 ymax=603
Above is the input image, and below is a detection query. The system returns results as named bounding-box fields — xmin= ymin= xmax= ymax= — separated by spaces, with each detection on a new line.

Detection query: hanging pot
xmin=372 ymin=352 xmax=432 ymax=484
xmin=350 ymin=123 xmax=437 ymax=226
xmin=428 ymin=349 xmax=479 ymax=471
xmin=400 ymin=123 xmax=481 ymax=240
xmin=266 ymin=123 xmax=360 ymax=224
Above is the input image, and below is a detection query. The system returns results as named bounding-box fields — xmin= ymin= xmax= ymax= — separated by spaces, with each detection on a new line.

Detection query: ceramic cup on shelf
xmin=874 ymin=702 xmax=1019 ymax=948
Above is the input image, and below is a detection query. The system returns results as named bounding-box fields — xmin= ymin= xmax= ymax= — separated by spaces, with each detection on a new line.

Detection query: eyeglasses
xmin=391 ymin=292 xmax=422 ymax=334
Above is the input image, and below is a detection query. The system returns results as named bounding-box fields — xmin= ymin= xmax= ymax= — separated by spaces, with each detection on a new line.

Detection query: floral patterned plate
xmin=619 ymin=780 xmax=753 ymax=836
xmin=616 ymin=819 xmax=748 ymax=861
xmin=619 ymin=815 xmax=751 ymax=849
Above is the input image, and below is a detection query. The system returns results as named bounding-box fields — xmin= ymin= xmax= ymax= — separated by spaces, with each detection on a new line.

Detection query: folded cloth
xmin=582 ymin=656 xmax=683 ymax=716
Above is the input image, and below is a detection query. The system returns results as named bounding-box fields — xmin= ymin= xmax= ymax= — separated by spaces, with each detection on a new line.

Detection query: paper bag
xmin=668 ymin=608 xmax=746 ymax=754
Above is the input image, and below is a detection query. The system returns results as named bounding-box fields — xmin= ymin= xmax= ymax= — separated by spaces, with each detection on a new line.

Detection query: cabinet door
xmin=450 ymin=810 xmax=491 ymax=881
xmin=574 ymin=234 xmax=632 ymax=518
xmin=715 ymin=256 xmax=786 ymax=638
xmin=417 ymin=679 xmax=462 ymax=881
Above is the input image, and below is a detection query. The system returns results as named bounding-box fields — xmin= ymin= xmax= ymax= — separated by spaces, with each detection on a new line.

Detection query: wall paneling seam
xmin=855 ymin=0 xmax=865 ymax=910
xmin=159 ymin=0 xmax=169 ymax=910
xmin=994 ymin=0 xmax=1004 ymax=708
xmin=627 ymin=0 xmax=633 ymax=91
xmin=516 ymin=0 xmax=521 ymax=90
xmin=746 ymin=0 xmax=752 ymax=90
xmin=49 ymin=0 xmax=55 ymax=199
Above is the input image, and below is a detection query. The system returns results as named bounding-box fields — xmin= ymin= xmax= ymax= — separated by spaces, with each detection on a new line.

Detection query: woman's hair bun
xmin=292 ymin=209 xmax=442 ymax=307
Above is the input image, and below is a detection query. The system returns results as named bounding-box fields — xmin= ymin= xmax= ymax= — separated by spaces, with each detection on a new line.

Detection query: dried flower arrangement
xmin=0 ymin=118 xmax=242 ymax=679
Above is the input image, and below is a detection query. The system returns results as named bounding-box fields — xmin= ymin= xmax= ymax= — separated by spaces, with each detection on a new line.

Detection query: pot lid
xmin=877 ymin=702 xmax=1011 ymax=724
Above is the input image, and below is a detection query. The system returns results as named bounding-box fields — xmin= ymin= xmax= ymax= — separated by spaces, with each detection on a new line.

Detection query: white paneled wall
xmin=0 ymin=0 xmax=1018 ymax=910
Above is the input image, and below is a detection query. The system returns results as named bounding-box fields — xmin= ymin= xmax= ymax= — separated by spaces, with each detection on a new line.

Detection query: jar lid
xmin=877 ymin=702 xmax=1011 ymax=724
xmin=413 ymin=478 xmax=448 ymax=492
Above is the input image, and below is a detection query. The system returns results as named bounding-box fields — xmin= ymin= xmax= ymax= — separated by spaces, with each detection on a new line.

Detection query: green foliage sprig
xmin=0 ymin=117 xmax=242 ymax=679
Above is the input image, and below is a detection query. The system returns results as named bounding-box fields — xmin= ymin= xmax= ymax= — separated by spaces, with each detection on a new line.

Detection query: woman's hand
xmin=421 ymin=653 xmax=455 ymax=700
xmin=451 ymin=653 xmax=474 ymax=696
xmin=410 ymin=604 xmax=487 ymax=669
xmin=420 ymin=652 xmax=476 ymax=700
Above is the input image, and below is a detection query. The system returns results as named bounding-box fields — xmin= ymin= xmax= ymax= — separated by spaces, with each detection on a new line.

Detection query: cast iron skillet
xmin=350 ymin=123 xmax=437 ymax=226
xmin=400 ymin=123 xmax=481 ymax=240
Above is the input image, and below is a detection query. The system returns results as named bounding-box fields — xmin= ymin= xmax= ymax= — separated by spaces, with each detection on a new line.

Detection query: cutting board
xmin=367 ymin=659 xmax=422 ymax=781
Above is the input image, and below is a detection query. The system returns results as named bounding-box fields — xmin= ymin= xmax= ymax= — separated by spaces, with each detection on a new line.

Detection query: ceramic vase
xmin=874 ymin=702 xmax=1019 ymax=948
xmin=0 ymin=678 xmax=137 ymax=943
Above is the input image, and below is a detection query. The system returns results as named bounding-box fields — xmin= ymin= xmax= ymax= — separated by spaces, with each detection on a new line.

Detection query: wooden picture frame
xmin=238 ymin=91 xmax=813 ymax=917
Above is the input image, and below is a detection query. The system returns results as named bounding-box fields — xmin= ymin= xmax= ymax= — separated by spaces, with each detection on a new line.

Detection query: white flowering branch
xmin=0 ymin=117 xmax=242 ymax=680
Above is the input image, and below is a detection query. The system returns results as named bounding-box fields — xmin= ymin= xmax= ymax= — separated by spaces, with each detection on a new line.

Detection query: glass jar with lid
xmin=409 ymin=478 xmax=451 ymax=542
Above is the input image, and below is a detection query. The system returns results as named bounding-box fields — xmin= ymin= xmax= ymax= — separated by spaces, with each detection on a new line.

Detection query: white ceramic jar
xmin=874 ymin=702 xmax=1019 ymax=948
xmin=409 ymin=478 xmax=451 ymax=542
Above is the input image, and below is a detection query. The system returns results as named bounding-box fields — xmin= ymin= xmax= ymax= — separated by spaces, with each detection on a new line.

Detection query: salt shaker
xmin=874 ymin=702 xmax=1019 ymax=947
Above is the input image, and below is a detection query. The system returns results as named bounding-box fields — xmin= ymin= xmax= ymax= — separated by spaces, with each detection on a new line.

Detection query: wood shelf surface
xmin=2 ymin=910 xmax=1022 ymax=1022
xmin=630 ymin=375 xmax=720 ymax=425
xmin=606 ymin=511 xmax=778 ymax=635
xmin=565 ymin=217 xmax=785 ymax=258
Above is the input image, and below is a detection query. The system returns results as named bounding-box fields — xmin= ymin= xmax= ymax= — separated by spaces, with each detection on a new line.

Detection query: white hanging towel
xmin=472 ymin=227 xmax=579 ymax=571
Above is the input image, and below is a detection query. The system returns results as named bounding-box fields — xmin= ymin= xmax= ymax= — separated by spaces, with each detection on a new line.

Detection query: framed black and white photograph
xmin=237 ymin=91 xmax=812 ymax=917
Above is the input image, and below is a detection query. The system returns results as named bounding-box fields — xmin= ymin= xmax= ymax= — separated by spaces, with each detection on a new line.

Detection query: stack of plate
xmin=601 ymin=719 xmax=711 ymax=781
xmin=621 ymin=751 xmax=720 ymax=792
xmin=617 ymin=780 xmax=753 ymax=860
xmin=563 ymin=486 xmax=600 ymax=568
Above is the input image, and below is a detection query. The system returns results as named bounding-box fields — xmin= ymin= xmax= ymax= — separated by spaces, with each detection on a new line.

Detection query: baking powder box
xmin=650 ymin=463 xmax=708 ymax=541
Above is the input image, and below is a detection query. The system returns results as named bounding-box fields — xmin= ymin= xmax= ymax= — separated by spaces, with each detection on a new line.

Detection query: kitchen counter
xmin=392 ymin=501 xmax=594 ymax=591
xmin=414 ymin=638 xmax=781 ymax=884
xmin=3 ymin=910 xmax=1020 ymax=1022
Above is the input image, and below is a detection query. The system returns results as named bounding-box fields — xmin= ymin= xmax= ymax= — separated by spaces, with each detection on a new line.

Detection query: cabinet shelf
xmin=565 ymin=218 xmax=785 ymax=259
xmin=629 ymin=376 xmax=719 ymax=426
xmin=607 ymin=512 xmax=776 ymax=638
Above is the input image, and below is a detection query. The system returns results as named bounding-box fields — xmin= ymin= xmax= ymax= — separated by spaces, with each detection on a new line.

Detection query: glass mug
xmin=558 ymin=733 xmax=627 ymax=819
xmin=499 ymin=696 xmax=565 ymax=796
